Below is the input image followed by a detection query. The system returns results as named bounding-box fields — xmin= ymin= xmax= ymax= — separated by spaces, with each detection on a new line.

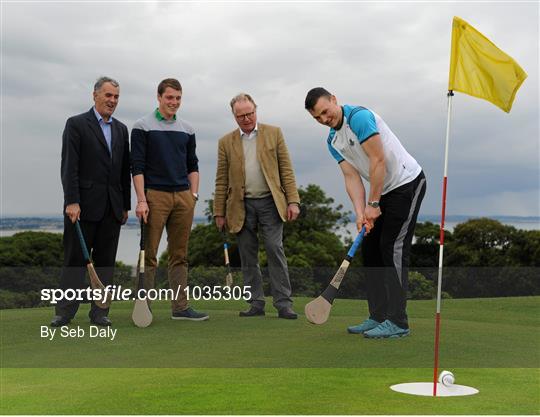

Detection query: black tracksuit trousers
xmin=362 ymin=171 xmax=426 ymax=329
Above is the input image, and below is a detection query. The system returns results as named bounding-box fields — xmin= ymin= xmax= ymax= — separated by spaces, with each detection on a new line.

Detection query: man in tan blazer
xmin=214 ymin=93 xmax=300 ymax=319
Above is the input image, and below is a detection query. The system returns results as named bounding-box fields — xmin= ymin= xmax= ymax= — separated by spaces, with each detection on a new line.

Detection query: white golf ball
xmin=439 ymin=370 xmax=455 ymax=386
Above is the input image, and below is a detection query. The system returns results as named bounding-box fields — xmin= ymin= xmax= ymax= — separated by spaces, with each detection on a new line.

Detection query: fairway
xmin=1 ymin=296 xmax=539 ymax=414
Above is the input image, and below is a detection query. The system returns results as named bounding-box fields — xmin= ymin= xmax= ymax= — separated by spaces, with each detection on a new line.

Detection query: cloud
xmin=1 ymin=2 xmax=538 ymax=218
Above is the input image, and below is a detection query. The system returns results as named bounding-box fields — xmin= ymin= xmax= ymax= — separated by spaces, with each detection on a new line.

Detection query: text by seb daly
xmin=41 ymin=325 xmax=117 ymax=341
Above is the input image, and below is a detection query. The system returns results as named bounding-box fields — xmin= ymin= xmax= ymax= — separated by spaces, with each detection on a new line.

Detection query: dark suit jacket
xmin=61 ymin=108 xmax=131 ymax=222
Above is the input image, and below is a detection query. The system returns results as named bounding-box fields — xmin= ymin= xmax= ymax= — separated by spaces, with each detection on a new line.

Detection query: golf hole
xmin=390 ymin=382 xmax=479 ymax=397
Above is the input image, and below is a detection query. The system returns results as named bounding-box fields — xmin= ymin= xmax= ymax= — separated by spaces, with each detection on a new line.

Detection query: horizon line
xmin=1 ymin=214 xmax=539 ymax=220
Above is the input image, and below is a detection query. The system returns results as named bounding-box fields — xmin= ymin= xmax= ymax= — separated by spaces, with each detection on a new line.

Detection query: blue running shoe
xmin=363 ymin=320 xmax=410 ymax=338
xmin=347 ymin=318 xmax=381 ymax=334
xmin=171 ymin=307 xmax=209 ymax=321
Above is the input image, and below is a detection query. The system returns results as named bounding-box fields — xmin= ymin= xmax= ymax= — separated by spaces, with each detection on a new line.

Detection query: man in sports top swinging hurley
xmin=305 ymin=87 xmax=426 ymax=339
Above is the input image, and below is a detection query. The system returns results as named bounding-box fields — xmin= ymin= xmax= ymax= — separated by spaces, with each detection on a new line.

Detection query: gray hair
xmin=229 ymin=93 xmax=257 ymax=112
xmin=94 ymin=76 xmax=119 ymax=92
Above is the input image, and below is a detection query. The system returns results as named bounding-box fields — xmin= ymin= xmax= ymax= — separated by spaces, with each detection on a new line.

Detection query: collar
xmin=93 ymin=107 xmax=112 ymax=124
xmin=240 ymin=123 xmax=258 ymax=137
xmin=155 ymin=108 xmax=177 ymax=121
xmin=334 ymin=106 xmax=345 ymax=131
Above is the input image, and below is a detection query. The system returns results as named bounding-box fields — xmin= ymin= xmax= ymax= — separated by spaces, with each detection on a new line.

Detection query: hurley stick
xmin=305 ymin=226 xmax=366 ymax=324
xmin=74 ymin=221 xmax=109 ymax=309
xmin=222 ymin=231 xmax=234 ymax=288
xmin=132 ymin=219 xmax=152 ymax=328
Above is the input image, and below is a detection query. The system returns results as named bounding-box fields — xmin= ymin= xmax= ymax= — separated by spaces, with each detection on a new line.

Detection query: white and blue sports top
xmin=327 ymin=105 xmax=422 ymax=195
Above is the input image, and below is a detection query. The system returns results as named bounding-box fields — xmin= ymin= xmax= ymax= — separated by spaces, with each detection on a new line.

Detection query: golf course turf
xmin=1 ymin=296 xmax=539 ymax=414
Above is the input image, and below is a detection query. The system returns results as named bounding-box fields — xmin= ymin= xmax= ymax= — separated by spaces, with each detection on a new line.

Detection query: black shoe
xmin=50 ymin=316 xmax=71 ymax=327
xmin=239 ymin=306 xmax=265 ymax=317
xmin=278 ymin=307 xmax=298 ymax=320
xmin=90 ymin=316 xmax=112 ymax=327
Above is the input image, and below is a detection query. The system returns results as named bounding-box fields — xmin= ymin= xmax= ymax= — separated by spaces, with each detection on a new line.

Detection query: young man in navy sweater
xmin=131 ymin=78 xmax=208 ymax=321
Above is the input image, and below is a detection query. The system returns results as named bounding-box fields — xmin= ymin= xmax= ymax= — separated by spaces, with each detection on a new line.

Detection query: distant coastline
xmin=1 ymin=215 xmax=538 ymax=231
xmin=2 ymin=215 xmax=537 ymax=265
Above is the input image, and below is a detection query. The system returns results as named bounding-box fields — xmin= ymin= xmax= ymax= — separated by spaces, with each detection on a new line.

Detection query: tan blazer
xmin=213 ymin=123 xmax=300 ymax=233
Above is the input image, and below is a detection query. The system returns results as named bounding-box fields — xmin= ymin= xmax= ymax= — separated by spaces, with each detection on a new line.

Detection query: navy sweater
xmin=131 ymin=110 xmax=198 ymax=192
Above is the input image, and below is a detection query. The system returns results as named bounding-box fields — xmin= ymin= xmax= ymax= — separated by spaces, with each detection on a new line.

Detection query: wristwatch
xmin=367 ymin=201 xmax=380 ymax=208
xmin=192 ymin=193 xmax=199 ymax=201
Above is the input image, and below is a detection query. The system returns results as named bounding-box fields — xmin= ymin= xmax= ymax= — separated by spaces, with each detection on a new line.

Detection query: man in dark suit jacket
xmin=51 ymin=76 xmax=131 ymax=327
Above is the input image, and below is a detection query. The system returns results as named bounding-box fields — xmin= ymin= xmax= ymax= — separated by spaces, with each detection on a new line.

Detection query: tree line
xmin=1 ymin=184 xmax=538 ymax=308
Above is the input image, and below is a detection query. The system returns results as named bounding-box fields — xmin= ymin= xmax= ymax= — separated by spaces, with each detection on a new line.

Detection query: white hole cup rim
xmin=390 ymin=382 xmax=479 ymax=397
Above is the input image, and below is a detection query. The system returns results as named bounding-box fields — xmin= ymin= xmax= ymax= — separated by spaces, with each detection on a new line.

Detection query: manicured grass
xmin=2 ymin=368 xmax=539 ymax=414
xmin=1 ymin=297 xmax=539 ymax=414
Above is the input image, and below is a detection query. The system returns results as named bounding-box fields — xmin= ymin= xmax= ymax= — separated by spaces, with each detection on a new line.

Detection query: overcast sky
xmin=2 ymin=1 xmax=538 ymax=219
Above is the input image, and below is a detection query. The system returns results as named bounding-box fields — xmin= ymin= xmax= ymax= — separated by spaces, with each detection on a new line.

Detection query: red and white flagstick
xmin=433 ymin=90 xmax=454 ymax=396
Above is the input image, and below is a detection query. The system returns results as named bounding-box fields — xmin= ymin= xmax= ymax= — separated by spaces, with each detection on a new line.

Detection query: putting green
xmin=1 ymin=296 xmax=539 ymax=414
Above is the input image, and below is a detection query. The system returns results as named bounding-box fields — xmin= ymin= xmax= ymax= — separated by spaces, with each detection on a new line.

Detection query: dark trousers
xmin=56 ymin=200 xmax=121 ymax=320
xmin=362 ymin=171 xmax=426 ymax=329
xmin=236 ymin=196 xmax=293 ymax=311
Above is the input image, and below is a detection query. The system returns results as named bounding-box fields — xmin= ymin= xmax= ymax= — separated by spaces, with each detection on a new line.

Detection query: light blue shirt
xmin=93 ymin=107 xmax=112 ymax=155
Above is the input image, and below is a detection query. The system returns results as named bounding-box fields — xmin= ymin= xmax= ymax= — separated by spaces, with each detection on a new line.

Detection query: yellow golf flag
xmin=449 ymin=16 xmax=527 ymax=112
